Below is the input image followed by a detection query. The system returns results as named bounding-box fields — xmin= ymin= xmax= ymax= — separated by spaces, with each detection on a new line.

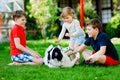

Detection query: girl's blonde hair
xmin=61 ymin=7 xmax=76 ymax=19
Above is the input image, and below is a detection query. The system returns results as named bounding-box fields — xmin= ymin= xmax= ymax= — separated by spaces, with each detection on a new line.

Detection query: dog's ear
xmin=47 ymin=45 xmax=53 ymax=51
xmin=57 ymin=45 xmax=62 ymax=50
xmin=46 ymin=45 xmax=54 ymax=61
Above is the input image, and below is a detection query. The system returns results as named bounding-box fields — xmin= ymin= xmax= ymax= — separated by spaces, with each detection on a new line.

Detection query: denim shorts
xmin=11 ymin=52 xmax=33 ymax=63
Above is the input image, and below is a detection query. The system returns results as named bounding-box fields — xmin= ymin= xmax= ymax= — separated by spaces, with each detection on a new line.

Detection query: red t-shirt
xmin=10 ymin=24 xmax=26 ymax=56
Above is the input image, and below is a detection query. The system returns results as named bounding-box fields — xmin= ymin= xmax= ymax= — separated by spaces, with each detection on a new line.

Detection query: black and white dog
xmin=43 ymin=45 xmax=80 ymax=68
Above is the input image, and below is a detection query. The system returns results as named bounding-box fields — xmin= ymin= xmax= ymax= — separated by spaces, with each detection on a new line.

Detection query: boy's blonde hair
xmin=61 ymin=7 xmax=76 ymax=19
xmin=86 ymin=18 xmax=103 ymax=32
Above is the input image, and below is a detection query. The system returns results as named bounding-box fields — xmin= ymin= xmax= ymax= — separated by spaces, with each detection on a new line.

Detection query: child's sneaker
xmin=88 ymin=62 xmax=96 ymax=66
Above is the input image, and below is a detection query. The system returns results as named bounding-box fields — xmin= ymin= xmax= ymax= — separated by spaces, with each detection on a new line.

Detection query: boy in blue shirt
xmin=68 ymin=18 xmax=119 ymax=66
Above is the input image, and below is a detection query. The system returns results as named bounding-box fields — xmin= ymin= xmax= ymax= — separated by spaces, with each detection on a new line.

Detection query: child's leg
xmin=69 ymin=42 xmax=75 ymax=60
xmin=32 ymin=57 xmax=43 ymax=65
xmin=73 ymin=43 xmax=81 ymax=64
xmin=82 ymin=50 xmax=93 ymax=63
xmin=89 ymin=54 xmax=118 ymax=66
xmin=73 ymin=37 xmax=85 ymax=64
xmin=82 ymin=50 xmax=115 ymax=66
xmin=8 ymin=62 xmax=34 ymax=65
xmin=9 ymin=53 xmax=43 ymax=65
xmin=69 ymin=42 xmax=80 ymax=64
xmin=94 ymin=55 xmax=106 ymax=64
xmin=102 ymin=55 xmax=119 ymax=66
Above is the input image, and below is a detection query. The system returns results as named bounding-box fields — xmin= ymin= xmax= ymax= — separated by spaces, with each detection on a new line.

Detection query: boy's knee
xmin=82 ymin=50 xmax=87 ymax=55
xmin=95 ymin=55 xmax=106 ymax=64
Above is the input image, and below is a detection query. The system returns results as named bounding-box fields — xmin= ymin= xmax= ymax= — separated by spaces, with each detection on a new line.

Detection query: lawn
xmin=0 ymin=39 xmax=120 ymax=80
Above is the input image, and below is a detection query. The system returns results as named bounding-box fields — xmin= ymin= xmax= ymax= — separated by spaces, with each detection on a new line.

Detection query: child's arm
xmin=26 ymin=47 xmax=42 ymax=58
xmin=67 ymin=44 xmax=87 ymax=55
xmin=14 ymin=38 xmax=41 ymax=58
xmin=86 ymin=46 xmax=106 ymax=62
xmin=55 ymin=24 xmax=66 ymax=43
xmin=55 ymin=39 xmax=61 ymax=43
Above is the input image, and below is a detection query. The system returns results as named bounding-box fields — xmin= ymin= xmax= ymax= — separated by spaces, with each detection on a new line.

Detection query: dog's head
xmin=47 ymin=45 xmax=63 ymax=62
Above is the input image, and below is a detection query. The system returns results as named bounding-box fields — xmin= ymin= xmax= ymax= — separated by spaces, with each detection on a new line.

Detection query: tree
xmin=76 ymin=0 xmax=98 ymax=26
xmin=29 ymin=0 xmax=60 ymax=39
xmin=113 ymin=0 xmax=120 ymax=10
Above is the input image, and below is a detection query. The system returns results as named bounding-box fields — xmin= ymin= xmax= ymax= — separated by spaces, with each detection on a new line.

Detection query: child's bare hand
xmin=67 ymin=51 xmax=73 ymax=56
xmin=86 ymin=55 xmax=95 ymax=63
xmin=54 ymin=39 xmax=60 ymax=43
xmin=65 ymin=33 xmax=70 ymax=37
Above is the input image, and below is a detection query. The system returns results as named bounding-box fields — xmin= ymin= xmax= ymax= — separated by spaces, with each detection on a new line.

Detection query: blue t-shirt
xmin=84 ymin=32 xmax=119 ymax=60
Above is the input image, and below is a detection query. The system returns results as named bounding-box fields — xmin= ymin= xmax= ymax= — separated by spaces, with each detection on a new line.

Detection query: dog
xmin=43 ymin=45 xmax=80 ymax=68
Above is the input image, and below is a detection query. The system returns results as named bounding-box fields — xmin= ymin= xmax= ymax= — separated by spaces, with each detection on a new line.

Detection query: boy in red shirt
xmin=9 ymin=10 xmax=43 ymax=65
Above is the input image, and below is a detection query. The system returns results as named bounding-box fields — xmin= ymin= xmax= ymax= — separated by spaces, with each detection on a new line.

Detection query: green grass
xmin=0 ymin=39 xmax=120 ymax=80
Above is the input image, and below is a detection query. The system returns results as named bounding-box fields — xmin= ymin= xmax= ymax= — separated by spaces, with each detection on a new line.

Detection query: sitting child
xmin=68 ymin=18 xmax=119 ymax=66
xmin=8 ymin=10 xmax=43 ymax=65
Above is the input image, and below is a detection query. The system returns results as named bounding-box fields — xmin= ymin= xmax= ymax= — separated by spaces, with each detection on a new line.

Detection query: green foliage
xmin=106 ymin=11 xmax=120 ymax=38
xmin=29 ymin=0 xmax=61 ymax=39
xmin=25 ymin=0 xmax=99 ymax=39
xmin=113 ymin=0 xmax=120 ymax=10
xmin=26 ymin=30 xmax=42 ymax=40
xmin=25 ymin=0 xmax=42 ymax=40
xmin=76 ymin=0 xmax=98 ymax=23
xmin=45 ymin=0 xmax=61 ymax=38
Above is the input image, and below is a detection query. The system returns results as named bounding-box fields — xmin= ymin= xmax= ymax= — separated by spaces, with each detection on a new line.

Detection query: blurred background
xmin=0 ymin=0 xmax=120 ymax=41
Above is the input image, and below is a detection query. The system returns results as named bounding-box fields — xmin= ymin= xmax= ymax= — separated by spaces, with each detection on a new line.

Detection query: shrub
xmin=30 ymin=0 xmax=61 ymax=39
xmin=76 ymin=1 xmax=98 ymax=24
xmin=106 ymin=11 xmax=120 ymax=38
xmin=25 ymin=0 xmax=42 ymax=40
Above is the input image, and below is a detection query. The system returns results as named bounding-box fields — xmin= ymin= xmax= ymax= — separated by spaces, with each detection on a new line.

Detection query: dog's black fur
xmin=52 ymin=47 xmax=63 ymax=61
xmin=47 ymin=47 xmax=63 ymax=63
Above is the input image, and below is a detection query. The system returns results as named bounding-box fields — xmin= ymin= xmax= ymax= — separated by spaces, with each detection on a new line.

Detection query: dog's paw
xmin=63 ymin=47 xmax=70 ymax=53
xmin=63 ymin=47 xmax=73 ymax=53
xmin=75 ymin=52 xmax=80 ymax=59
